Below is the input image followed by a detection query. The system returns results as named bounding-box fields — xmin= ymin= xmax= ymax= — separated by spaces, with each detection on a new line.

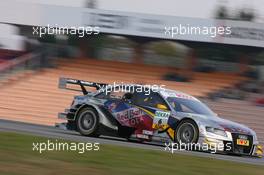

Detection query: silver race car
xmin=58 ymin=78 xmax=263 ymax=157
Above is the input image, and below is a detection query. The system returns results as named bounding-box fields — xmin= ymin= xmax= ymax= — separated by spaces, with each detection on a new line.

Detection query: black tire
xmin=76 ymin=107 xmax=100 ymax=137
xmin=175 ymin=119 xmax=199 ymax=145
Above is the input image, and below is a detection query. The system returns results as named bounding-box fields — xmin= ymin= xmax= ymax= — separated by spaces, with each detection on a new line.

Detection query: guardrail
xmin=0 ymin=50 xmax=52 ymax=82
xmin=0 ymin=42 xmax=61 ymax=80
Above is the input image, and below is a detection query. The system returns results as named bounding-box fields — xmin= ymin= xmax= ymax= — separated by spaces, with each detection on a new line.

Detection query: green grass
xmin=0 ymin=132 xmax=263 ymax=175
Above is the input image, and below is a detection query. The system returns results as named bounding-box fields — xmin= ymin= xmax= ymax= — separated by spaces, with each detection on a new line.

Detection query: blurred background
xmin=0 ymin=0 xmax=264 ymax=147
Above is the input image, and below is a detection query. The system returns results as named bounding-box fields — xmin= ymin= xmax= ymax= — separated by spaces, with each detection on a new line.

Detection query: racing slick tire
xmin=76 ymin=107 xmax=100 ymax=137
xmin=175 ymin=119 xmax=199 ymax=147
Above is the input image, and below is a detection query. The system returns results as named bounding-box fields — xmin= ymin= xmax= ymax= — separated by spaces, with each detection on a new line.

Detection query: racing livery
xmin=57 ymin=78 xmax=263 ymax=157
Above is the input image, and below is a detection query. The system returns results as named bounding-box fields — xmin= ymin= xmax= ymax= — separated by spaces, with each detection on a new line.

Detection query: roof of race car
xmin=159 ymin=89 xmax=200 ymax=102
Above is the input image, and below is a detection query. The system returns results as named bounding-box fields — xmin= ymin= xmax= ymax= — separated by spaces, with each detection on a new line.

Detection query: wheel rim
xmin=80 ymin=111 xmax=96 ymax=130
xmin=177 ymin=123 xmax=196 ymax=143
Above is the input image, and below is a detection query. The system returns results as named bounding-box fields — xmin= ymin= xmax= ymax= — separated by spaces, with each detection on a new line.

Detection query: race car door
xmin=102 ymin=87 xmax=150 ymax=131
xmin=130 ymin=91 xmax=173 ymax=141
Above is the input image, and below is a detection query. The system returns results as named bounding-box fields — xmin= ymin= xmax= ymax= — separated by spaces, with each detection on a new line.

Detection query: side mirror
xmin=156 ymin=104 xmax=168 ymax=110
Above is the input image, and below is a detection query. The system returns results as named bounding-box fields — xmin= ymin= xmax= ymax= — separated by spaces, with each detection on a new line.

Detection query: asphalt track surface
xmin=0 ymin=119 xmax=263 ymax=166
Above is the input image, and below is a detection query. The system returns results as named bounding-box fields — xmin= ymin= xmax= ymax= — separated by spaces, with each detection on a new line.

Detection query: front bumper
xmin=199 ymin=136 xmax=263 ymax=157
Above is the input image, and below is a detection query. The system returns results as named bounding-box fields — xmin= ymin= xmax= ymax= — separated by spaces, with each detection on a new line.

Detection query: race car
xmin=57 ymin=77 xmax=263 ymax=157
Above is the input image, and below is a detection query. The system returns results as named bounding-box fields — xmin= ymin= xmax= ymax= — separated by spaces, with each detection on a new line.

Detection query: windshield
xmin=166 ymin=97 xmax=215 ymax=116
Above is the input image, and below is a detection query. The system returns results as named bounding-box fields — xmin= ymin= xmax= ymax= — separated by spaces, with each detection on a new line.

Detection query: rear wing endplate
xmin=58 ymin=77 xmax=108 ymax=95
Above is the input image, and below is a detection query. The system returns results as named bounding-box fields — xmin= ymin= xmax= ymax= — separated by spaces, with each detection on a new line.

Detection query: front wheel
xmin=175 ymin=119 xmax=199 ymax=145
xmin=76 ymin=107 xmax=100 ymax=137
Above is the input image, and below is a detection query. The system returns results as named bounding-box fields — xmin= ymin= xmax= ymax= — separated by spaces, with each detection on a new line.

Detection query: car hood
xmin=208 ymin=116 xmax=253 ymax=135
xmin=175 ymin=112 xmax=254 ymax=135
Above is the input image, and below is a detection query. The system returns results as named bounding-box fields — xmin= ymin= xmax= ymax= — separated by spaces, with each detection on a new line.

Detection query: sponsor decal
xmin=237 ymin=139 xmax=249 ymax=146
xmin=115 ymin=108 xmax=144 ymax=126
xmin=160 ymin=91 xmax=197 ymax=101
xmin=152 ymin=111 xmax=170 ymax=130
xmin=160 ymin=91 xmax=177 ymax=97
xmin=155 ymin=111 xmax=170 ymax=118
xmin=142 ymin=130 xmax=153 ymax=135
xmin=136 ymin=134 xmax=149 ymax=139
xmin=116 ymin=108 xmax=144 ymax=120
xmin=238 ymin=135 xmax=248 ymax=140
xmin=174 ymin=93 xmax=194 ymax=100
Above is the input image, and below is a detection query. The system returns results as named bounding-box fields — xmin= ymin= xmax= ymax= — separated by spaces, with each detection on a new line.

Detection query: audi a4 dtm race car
xmin=57 ymin=78 xmax=263 ymax=157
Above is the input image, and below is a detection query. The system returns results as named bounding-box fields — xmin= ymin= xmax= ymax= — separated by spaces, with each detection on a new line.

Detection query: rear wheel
xmin=175 ymin=119 xmax=199 ymax=145
xmin=76 ymin=107 xmax=100 ymax=137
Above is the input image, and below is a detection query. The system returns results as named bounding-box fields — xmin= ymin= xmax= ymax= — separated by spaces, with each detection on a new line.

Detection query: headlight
xmin=206 ymin=127 xmax=227 ymax=137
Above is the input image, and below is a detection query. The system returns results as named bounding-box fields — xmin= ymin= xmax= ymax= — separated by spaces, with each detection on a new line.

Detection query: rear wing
xmin=58 ymin=77 xmax=108 ymax=95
